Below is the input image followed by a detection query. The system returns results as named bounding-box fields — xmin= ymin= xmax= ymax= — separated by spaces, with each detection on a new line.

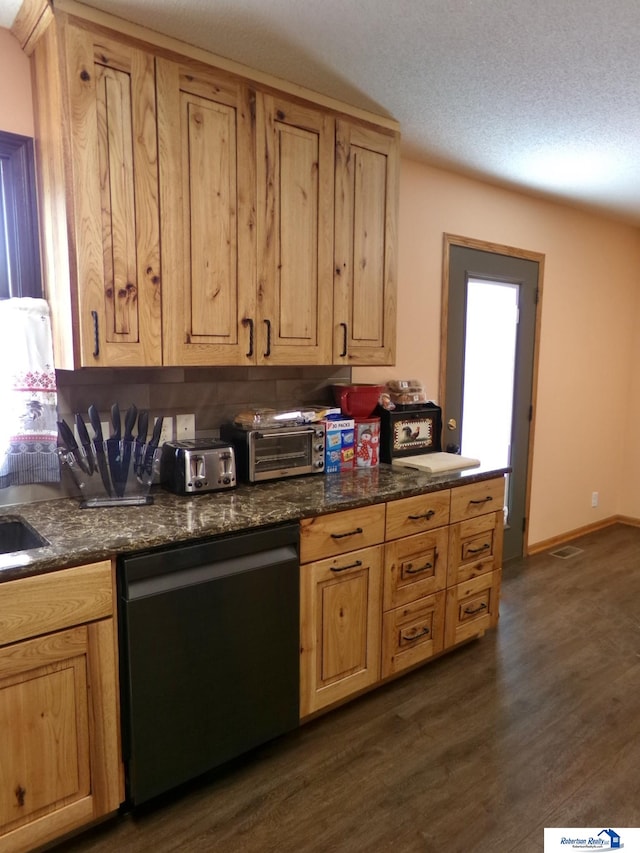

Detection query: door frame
xmin=439 ymin=234 xmax=545 ymax=558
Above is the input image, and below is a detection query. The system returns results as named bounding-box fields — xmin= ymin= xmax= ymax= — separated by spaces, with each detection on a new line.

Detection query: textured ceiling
xmin=3 ymin=0 xmax=640 ymax=224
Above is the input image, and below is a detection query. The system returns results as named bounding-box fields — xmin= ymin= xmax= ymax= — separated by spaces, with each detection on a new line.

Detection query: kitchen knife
xmin=120 ymin=404 xmax=138 ymax=493
xmin=107 ymin=403 xmax=124 ymax=497
xmin=143 ymin=415 xmax=163 ymax=476
xmin=134 ymin=409 xmax=149 ymax=476
xmin=88 ymin=404 xmax=112 ymax=497
xmin=57 ymin=419 xmax=91 ymax=475
xmin=75 ymin=413 xmax=95 ymax=474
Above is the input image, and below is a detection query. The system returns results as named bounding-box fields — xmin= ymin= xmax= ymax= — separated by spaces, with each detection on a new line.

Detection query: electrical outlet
xmin=175 ymin=414 xmax=195 ymax=440
xmin=591 ymin=491 xmax=599 ymax=508
xmin=158 ymin=416 xmax=174 ymax=446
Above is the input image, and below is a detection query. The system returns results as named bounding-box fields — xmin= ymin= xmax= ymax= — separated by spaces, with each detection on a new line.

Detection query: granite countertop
xmin=0 ymin=463 xmax=508 ymax=582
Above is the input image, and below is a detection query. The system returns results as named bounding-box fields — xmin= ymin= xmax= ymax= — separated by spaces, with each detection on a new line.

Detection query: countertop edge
xmin=0 ymin=464 xmax=509 ymax=582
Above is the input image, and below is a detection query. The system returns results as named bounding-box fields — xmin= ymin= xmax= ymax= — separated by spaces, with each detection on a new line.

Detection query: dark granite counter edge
xmin=0 ymin=464 xmax=509 ymax=583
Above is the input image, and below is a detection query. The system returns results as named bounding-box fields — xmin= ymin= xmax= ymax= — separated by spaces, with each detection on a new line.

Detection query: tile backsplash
xmin=1 ymin=364 xmax=351 ymax=507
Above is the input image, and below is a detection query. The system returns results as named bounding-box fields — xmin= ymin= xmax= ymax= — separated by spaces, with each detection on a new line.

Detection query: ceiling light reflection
xmin=517 ymin=146 xmax=622 ymax=194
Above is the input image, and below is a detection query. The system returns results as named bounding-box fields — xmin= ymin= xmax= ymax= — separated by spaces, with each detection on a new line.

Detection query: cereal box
xmin=323 ymin=417 xmax=355 ymax=473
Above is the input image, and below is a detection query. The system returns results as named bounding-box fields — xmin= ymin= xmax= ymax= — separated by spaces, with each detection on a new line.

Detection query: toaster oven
xmin=220 ymin=423 xmax=325 ymax=483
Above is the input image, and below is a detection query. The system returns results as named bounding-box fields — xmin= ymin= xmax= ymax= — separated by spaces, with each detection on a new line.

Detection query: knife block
xmin=58 ymin=440 xmax=161 ymax=508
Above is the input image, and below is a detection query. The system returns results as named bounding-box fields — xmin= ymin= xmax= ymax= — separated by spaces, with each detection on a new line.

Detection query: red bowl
xmin=332 ymin=384 xmax=384 ymax=419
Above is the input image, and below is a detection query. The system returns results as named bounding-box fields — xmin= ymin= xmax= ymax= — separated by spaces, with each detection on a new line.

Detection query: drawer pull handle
xmin=404 ymin=561 xmax=433 ymax=575
xmin=467 ymin=543 xmax=490 ymax=554
xmin=330 ymin=559 xmax=363 ymax=573
xmin=263 ymin=318 xmax=272 ymax=357
xmin=463 ymin=602 xmax=488 ymax=615
xmin=242 ymin=317 xmax=254 ymax=357
xmin=91 ymin=310 xmax=99 ymax=358
xmin=469 ymin=496 xmax=493 ymax=505
xmin=340 ymin=322 xmax=348 ymax=357
xmin=330 ymin=527 xmax=363 ymax=539
xmin=408 ymin=509 xmax=436 ymax=521
xmin=401 ymin=627 xmax=430 ymax=642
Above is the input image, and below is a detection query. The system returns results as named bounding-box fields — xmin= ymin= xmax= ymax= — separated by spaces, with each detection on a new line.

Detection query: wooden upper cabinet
xmin=25 ymin=4 xmax=400 ymax=368
xmin=334 ymin=121 xmax=399 ymax=365
xmin=157 ymin=58 xmax=257 ymax=365
xmin=256 ymin=93 xmax=334 ymax=364
xmin=32 ymin=17 xmax=162 ymax=367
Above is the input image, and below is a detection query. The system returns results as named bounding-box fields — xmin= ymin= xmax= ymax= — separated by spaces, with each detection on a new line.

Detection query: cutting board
xmin=392 ymin=452 xmax=480 ymax=474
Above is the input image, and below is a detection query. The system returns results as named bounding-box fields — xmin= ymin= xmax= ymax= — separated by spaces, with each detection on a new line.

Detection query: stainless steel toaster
xmin=160 ymin=439 xmax=236 ymax=494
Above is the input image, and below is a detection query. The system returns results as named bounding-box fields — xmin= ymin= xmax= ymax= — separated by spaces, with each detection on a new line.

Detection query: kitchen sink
xmin=0 ymin=517 xmax=48 ymax=554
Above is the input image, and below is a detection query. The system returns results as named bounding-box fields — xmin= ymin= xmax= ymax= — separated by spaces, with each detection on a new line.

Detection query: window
xmin=0 ymin=130 xmax=42 ymax=299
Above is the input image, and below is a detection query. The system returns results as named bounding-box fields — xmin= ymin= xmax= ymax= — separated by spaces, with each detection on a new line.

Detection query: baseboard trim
xmin=527 ymin=515 xmax=640 ymax=555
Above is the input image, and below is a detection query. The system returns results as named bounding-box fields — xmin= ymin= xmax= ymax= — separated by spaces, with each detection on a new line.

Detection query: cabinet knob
xmin=447 ymin=418 xmax=457 ymax=430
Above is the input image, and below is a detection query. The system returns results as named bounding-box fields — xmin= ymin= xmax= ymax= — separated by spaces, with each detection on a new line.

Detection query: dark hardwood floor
xmin=50 ymin=523 xmax=640 ymax=852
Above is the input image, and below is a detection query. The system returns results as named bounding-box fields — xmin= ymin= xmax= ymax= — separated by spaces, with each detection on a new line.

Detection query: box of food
xmin=324 ymin=417 xmax=355 ymax=473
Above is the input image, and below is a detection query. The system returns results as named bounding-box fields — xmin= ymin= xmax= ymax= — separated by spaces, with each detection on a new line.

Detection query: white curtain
xmin=0 ymin=298 xmax=59 ymax=487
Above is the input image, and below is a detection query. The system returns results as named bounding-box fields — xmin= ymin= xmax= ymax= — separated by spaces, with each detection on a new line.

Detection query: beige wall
xmin=355 ymin=160 xmax=640 ymax=548
xmin=0 ymin=28 xmax=33 ymax=136
xmin=4 ymin=26 xmax=640 ymax=547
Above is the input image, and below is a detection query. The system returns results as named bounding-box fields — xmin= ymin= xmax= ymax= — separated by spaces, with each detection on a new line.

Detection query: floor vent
xmin=550 ymin=545 xmax=584 ymax=559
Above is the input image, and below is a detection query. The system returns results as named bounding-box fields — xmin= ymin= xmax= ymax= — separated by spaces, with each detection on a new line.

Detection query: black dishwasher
xmin=117 ymin=522 xmax=300 ymax=805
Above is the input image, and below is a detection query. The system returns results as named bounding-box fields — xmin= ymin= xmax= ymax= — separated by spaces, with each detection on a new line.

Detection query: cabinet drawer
xmin=444 ymin=570 xmax=501 ymax=648
xmin=385 ymin=490 xmax=450 ymax=540
xmin=449 ymin=478 xmax=505 ymax=524
xmin=383 ymin=527 xmax=448 ymax=611
xmin=448 ymin=511 xmax=504 ymax=586
xmin=381 ymin=591 xmax=445 ymax=678
xmin=0 ymin=561 xmax=113 ymax=648
xmin=300 ymin=504 xmax=386 ymax=563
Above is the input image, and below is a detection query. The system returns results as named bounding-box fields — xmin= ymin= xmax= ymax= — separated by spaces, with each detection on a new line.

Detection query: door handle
xmin=447 ymin=418 xmax=457 ymax=430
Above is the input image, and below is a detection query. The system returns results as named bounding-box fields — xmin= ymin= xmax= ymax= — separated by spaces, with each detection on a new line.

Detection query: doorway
xmin=441 ymin=236 xmax=544 ymax=559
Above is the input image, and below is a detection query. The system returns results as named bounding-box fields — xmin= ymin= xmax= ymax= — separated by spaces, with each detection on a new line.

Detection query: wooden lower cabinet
xmin=300 ymin=476 xmax=505 ymax=719
xmin=0 ymin=562 xmax=122 ymax=853
xmin=299 ymin=545 xmax=383 ymax=717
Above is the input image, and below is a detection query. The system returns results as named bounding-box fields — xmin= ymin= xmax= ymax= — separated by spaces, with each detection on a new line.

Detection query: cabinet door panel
xmin=0 ymin=628 xmax=91 ymax=834
xmin=158 ymin=58 xmax=256 ymax=365
xmin=300 ymin=545 xmax=382 ymax=716
xmin=334 ymin=121 xmax=399 ymax=365
xmin=67 ymin=27 xmax=162 ymax=365
xmin=187 ymin=96 xmax=237 ymax=337
xmin=352 ymin=147 xmax=386 ymax=342
xmin=320 ymin=570 xmax=368 ymax=683
xmin=257 ymin=94 xmax=333 ymax=364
